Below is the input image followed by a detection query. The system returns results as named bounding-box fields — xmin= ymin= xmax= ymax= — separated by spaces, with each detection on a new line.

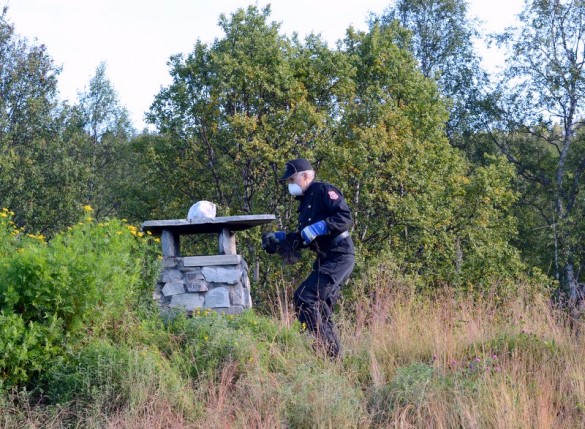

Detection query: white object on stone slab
xmin=187 ymin=201 xmax=217 ymax=219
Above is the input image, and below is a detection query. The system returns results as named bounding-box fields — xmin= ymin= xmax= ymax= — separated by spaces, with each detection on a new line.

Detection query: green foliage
xmin=144 ymin=308 xmax=365 ymax=427
xmin=0 ymin=274 xmax=575 ymax=427
xmin=145 ymin=5 xmax=314 ymax=217
xmin=481 ymin=331 xmax=561 ymax=362
xmin=324 ymin=22 xmax=523 ymax=287
xmin=367 ymin=360 xmax=483 ymax=425
xmin=41 ymin=338 xmax=197 ymax=417
xmin=0 ymin=12 xmax=137 ymax=237
xmin=75 ymin=62 xmax=136 ymax=220
xmin=162 ymin=309 xmax=308 ymax=379
xmin=367 ymin=362 xmax=440 ymax=425
xmin=0 ymin=8 xmax=59 ymax=146
xmin=0 ymin=3 xmax=578 ymax=426
xmin=387 ymin=362 xmax=437 ymax=406
xmin=0 ymin=1 xmax=556 ymax=298
xmin=380 ymin=0 xmax=490 ymax=144
xmin=0 ymin=312 xmax=62 ymax=390
xmin=0 ymin=9 xmax=84 ymax=236
xmin=0 ymin=209 xmax=159 ymax=390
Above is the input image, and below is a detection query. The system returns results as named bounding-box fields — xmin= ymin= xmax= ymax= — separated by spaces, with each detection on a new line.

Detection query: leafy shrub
xmin=0 ymin=209 xmax=159 ymax=390
xmin=160 ymin=308 xmax=369 ymax=427
xmin=0 ymin=313 xmax=62 ymax=389
xmin=0 ymin=208 xmax=20 ymax=258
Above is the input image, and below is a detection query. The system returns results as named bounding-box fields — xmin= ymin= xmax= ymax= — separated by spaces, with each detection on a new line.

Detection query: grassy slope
xmin=1 ymin=268 xmax=584 ymax=428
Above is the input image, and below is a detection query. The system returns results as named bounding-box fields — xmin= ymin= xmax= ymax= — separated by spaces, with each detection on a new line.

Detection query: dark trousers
xmin=293 ymin=252 xmax=355 ymax=358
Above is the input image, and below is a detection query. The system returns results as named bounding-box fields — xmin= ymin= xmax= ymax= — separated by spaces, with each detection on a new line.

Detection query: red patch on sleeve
xmin=328 ymin=190 xmax=339 ymax=200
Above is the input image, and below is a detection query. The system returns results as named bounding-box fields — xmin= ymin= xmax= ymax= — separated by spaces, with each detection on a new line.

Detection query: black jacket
xmin=287 ymin=181 xmax=355 ymax=255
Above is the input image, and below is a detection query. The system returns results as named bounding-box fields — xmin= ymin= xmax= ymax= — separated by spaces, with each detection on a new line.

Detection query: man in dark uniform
xmin=263 ymin=158 xmax=355 ymax=359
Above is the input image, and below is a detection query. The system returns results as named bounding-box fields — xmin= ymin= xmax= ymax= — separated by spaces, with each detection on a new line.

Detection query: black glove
xmin=262 ymin=232 xmax=280 ymax=254
xmin=277 ymin=237 xmax=302 ymax=265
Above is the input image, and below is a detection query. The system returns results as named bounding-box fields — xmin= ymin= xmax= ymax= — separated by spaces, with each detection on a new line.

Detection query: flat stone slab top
xmin=141 ymin=214 xmax=275 ymax=235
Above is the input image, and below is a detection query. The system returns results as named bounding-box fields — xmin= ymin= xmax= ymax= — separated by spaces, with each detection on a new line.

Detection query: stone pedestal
xmin=154 ymin=254 xmax=252 ymax=314
xmin=143 ymin=215 xmax=274 ymax=315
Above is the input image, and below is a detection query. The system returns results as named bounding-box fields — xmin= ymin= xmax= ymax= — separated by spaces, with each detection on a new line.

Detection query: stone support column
xmin=218 ymin=227 xmax=236 ymax=255
xmin=161 ymin=230 xmax=180 ymax=257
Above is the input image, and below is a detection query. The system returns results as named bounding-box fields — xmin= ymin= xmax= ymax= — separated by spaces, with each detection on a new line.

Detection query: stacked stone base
xmin=154 ymin=254 xmax=251 ymax=315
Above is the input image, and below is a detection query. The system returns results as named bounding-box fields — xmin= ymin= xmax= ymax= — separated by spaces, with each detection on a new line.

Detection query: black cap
xmin=279 ymin=158 xmax=313 ymax=181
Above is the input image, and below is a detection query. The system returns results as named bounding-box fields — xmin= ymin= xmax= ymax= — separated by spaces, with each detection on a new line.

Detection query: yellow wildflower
xmin=26 ymin=233 xmax=45 ymax=242
xmin=82 ymin=205 xmax=93 ymax=212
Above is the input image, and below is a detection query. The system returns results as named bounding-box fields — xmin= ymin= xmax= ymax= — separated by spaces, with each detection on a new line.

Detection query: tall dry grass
xmin=339 ymin=262 xmax=585 ymax=428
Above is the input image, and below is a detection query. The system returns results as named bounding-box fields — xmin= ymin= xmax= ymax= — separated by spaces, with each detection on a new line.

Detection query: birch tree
xmin=496 ymin=0 xmax=585 ymax=303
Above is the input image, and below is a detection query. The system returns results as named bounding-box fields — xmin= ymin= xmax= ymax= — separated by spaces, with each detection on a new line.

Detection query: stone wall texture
xmin=154 ymin=255 xmax=252 ymax=314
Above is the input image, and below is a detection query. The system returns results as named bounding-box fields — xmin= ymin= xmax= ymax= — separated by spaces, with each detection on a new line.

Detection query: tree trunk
xmin=565 ymin=259 xmax=579 ymax=305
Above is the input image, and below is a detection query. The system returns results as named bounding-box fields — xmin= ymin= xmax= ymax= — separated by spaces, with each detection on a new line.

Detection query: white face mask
xmin=288 ymin=183 xmax=303 ymax=196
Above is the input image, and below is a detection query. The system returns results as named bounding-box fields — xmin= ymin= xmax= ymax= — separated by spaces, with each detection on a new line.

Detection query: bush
xmin=0 ymin=313 xmax=62 ymax=389
xmin=0 ymin=209 xmax=159 ymax=390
